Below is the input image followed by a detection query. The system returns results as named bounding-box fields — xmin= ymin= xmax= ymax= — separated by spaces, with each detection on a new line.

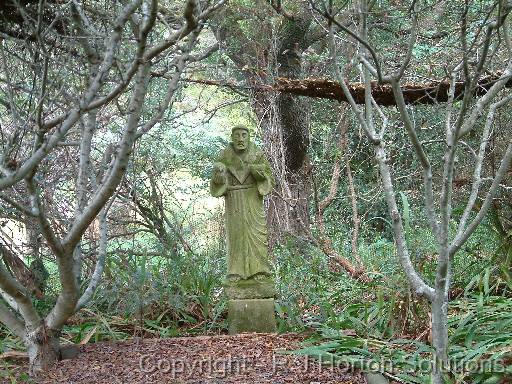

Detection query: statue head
xmin=231 ymin=125 xmax=250 ymax=153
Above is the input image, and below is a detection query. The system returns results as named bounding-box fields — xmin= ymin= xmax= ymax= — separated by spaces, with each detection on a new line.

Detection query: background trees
xmin=0 ymin=0 xmax=511 ymax=382
xmin=313 ymin=0 xmax=512 ymax=382
xmin=0 ymin=0 xmax=224 ymax=373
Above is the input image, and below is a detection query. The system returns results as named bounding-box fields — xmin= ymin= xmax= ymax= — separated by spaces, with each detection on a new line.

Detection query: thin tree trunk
xmin=339 ymin=108 xmax=363 ymax=269
xmin=312 ymin=108 xmax=366 ymax=278
xmin=431 ymin=294 xmax=449 ymax=383
xmin=431 ymin=248 xmax=451 ymax=383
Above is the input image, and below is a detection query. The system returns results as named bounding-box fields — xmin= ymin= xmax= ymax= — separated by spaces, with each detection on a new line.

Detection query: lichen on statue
xmin=210 ymin=125 xmax=274 ymax=281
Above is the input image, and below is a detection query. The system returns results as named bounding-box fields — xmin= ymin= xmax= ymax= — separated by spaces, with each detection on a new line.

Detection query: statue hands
xmin=249 ymin=164 xmax=266 ymax=181
xmin=212 ymin=162 xmax=227 ymax=184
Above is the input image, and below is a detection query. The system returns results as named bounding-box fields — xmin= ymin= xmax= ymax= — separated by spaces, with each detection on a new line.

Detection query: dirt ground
xmin=28 ymin=333 xmax=367 ymax=384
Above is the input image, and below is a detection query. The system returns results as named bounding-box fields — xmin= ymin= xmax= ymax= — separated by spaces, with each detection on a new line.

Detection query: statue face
xmin=231 ymin=129 xmax=250 ymax=153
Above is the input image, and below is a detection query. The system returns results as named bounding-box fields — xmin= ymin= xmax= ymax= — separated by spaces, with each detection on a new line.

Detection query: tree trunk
xmin=431 ymin=294 xmax=449 ymax=384
xmin=26 ymin=217 xmax=49 ymax=296
xmin=249 ymin=16 xmax=313 ymax=246
xmin=213 ymin=8 xmax=315 ymax=246
xmin=251 ymin=89 xmax=311 ymax=247
xmin=431 ymin=252 xmax=450 ymax=384
xmin=26 ymin=324 xmax=61 ymax=376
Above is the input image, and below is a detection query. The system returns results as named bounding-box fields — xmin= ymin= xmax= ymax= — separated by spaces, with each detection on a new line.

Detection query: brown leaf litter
xmin=31 ymin=333 xmax=366 ymax=384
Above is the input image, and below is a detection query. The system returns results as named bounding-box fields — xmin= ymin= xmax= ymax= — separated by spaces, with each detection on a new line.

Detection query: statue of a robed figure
xmin=210 ymin=125 xmax=277 ymax=333
xmin=210 ymin=125 xmax=274 ymax=280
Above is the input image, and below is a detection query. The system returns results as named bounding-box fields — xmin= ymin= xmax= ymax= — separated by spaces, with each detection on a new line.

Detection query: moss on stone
xmin=224 ymin=278 xmax=276 ymax=299
xmin=228 ymin=298 xmax=277 ymax=334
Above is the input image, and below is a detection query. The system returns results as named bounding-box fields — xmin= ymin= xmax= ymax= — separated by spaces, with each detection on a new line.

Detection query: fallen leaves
xmin=32 ymin=333 xmax=366 ymax=384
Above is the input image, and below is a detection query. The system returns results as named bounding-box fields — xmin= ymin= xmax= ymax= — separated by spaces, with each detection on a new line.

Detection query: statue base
xmin=224 ymin=277 xmax=276 ymax=299
xmin=224 ymin=277 xmax=277 ymax=334
xmin=228 ymin=298 xmax=277 ymax=334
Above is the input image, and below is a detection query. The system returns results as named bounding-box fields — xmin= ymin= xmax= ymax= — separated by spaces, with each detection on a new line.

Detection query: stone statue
xmin=210 ymin=125 xmax=274 ymax=281
xmin=210 ymin=125 xmax=277 ymax=333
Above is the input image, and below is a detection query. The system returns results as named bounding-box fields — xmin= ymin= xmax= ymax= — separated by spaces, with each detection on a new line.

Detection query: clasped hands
xmin=212 ymin=162 xmax=266 ymax=183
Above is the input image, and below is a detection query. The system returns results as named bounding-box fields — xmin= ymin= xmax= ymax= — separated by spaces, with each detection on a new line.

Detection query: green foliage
xmin=294 ymin=269 xmax=512 ymax=383
xmin=273 ymin=238 xmax=368 ymax=333
xmin=85 ymin=246 xmax=227 ymax=336
xmin=2 ymin=3 xmax=512 ymax=383
xmin=272 ymin=235 xmax=430 ymax=337
xmin=269 ymin=202 xmax=508 ymax=382
xmin=0 ymin=324 xmax=24 ymax=354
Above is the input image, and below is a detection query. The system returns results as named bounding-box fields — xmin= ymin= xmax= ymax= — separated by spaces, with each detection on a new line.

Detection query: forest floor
xmin=6 ymin=333 xmax=369 ymax=384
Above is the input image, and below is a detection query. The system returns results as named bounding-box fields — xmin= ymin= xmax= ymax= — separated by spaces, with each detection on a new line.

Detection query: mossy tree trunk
xmin=214 ymin=7 xmax=320 ymax=245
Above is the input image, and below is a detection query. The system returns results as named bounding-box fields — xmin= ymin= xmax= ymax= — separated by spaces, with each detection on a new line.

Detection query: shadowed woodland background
xmin=0 ymin=0 xmax=511 ymax=383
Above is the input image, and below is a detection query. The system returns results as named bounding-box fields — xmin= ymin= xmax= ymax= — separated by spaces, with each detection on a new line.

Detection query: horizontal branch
xmin=189 ymin=72 xmax=512 ymax=106
xmin=270 ymin=73 xmax=512 ymax=105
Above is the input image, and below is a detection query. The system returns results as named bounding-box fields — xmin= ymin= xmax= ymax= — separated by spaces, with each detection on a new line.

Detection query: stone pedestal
xmin=224 ymin=278 xmax=277 ymax=334
xmin=224 ymin=278 xmax=276 ymax=299
xmin=228 ymin=298 xmax=277 ymax=334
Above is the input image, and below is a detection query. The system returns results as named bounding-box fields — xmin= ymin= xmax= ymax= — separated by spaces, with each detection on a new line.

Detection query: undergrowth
xmin=295 ymin=266 xmax=512 ymax=384
xmin=0 ymin=218 xmax=508 ymax=384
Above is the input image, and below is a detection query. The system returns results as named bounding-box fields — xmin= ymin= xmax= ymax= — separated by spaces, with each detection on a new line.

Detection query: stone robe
xmin=210 ymin=143 xmax=273 ymax=279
